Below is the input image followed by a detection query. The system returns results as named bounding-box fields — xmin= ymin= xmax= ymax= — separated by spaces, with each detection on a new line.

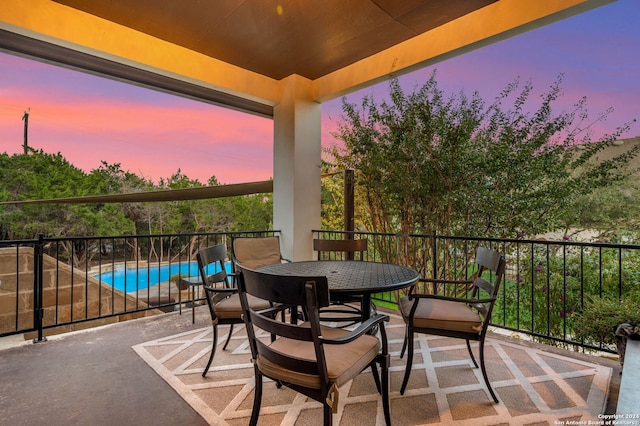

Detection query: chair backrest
xmin=232 ymin=236 xmax=284 ymax=270
xmin=313 ymin=238 xmax=368 ymax=260
xmin=196 ymin=244 xmax=230 ymax=287
xmin=238 ymin=267 xmax=332 ymax=388
xmin=197 ymin=244 xmax=233 ymax=320
xmin=470 ymin=247 xmax=506 ymax=328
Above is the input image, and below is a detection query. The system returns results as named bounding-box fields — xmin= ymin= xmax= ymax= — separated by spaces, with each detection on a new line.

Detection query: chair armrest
xmin=422 ymin=278 xmax=474 ymax=285
xmin=255 ymin=304 xmax=289 ymax=319
xmin=226 ymin=271 xmax=240 ymax=286
xmin=204 ymin=285 xmax=238 ymax=300
xmin=321 ymin=313 xmax=389 ymax=345
xmin=468 ymin=296 xmax=497 ymax=305
xmin=408 ymin=277 xmax=476 ymax=297
xmin=409 ymin=293 xmax=496 ymax=305
xmin=204 ymin=286 xmax=237 ymax=293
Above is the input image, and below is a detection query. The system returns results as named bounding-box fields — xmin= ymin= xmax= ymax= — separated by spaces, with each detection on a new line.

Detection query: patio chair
xmin=313 ymin=238 xmax=372 ymax=326
xmin=231 ymin=235 xmax=289 ymax=270
xmin=198 ymin=244 xmax=270 ymax=378
xmin=237 ymin=267 xmax=391 ymax=426
xmin=313 ymin=237 xmax=368 ymax=261
xmin=398 ymin=246 xmax=506 ymax=403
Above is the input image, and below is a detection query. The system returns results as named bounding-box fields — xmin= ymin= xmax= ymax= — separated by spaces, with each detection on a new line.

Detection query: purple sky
xmin=1 ymin=0 xmax=639 ymax=184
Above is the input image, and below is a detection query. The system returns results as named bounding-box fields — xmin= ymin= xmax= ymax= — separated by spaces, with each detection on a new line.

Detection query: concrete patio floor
xmin=0 ymin=306 xmax=622 ymax=426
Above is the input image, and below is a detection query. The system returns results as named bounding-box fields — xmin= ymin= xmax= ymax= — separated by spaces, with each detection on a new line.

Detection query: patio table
xmin=258 ymin=260 xmax=419 ymax=321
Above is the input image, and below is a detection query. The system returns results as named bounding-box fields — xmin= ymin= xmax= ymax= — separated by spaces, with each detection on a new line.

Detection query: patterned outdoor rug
xmin=133 ymin=312 xmax=612 ymax=425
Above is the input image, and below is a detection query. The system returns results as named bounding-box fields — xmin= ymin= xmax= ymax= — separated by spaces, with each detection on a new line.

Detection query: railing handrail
xmin=313 ymin=229 xmax=640 ymax=355
xmin=312 ymin=229 xmax=640 ymax=250
xmin=0 ymin=230 xmax=280 ymax=340
xmin=1 ymin=228 xmax=637 ymax=357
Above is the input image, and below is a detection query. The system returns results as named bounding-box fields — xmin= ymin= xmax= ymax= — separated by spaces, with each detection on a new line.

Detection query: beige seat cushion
xmin=214 ymin=293 xmax=270 ymax=319
xmin=256 ymin=326 xmax=380 ymax=389
xmin=399 ymin=296 xmax=482 ymax=333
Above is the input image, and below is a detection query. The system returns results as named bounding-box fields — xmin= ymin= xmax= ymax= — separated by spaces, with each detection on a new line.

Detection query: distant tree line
xmin=0 ymin=150 xmax=272 ymax=240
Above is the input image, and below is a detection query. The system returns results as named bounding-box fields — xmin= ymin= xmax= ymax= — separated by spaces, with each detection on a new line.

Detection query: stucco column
xmin=273 ymin=75 xmax=321 ymax=261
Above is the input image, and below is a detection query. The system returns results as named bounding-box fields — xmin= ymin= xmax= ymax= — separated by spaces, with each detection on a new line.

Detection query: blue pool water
xmin=95 ymin=261 xmax=230 ymax=293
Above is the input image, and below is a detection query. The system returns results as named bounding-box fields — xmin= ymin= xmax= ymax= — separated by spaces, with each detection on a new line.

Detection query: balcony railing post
xmin=432 ymin=234 xmax=438 ymax=281
xmin=33 ymin=232 xmax=47 ymax=343
xmin=344 ymin=169 xmax=355 ymax=260
xmin=343 ymin=169 xmax=355 ymax=235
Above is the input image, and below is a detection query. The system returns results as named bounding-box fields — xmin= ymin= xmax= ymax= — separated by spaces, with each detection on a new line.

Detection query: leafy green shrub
xmin=498 ymin=245 xmax=584 ymax=345
xmin=496 ymin=243 xmax=640 ymax=348
xmin=571 ymin=294 xmax=640 ymax=348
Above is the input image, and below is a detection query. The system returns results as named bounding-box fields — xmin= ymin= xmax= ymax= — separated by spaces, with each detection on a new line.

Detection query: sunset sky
xmin=1 ymin=0 xmax=639 ymax=185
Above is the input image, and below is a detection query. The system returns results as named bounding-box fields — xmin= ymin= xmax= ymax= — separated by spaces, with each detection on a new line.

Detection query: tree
xmin=0 ymin=149 xmax=110 ymax=239
xmin=87 ymin=161 xmax=148 ymax=236
xmin=328 ymin=73 xmax=638 ymax=240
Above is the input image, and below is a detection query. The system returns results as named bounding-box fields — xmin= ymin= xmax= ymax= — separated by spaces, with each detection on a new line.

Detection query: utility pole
xmin=22 ymin=108 xmax=30 ymax=154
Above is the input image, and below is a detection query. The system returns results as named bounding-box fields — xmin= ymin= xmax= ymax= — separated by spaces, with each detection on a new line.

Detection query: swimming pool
xmin=95 ymin=261 xmax=230 ymax=293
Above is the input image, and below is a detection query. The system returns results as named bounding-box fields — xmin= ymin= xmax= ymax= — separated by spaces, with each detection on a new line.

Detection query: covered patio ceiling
xmin=0 ymin=0 xmax=616 ymax=260
xmin=0 ymin=0 xmax=614 ymax=115
xmin=51 ymin=0 xmax=499 ymax=82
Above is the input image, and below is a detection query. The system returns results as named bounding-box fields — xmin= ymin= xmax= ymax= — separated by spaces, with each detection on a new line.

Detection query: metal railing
xmin=0 ymin=230 xmax=277 ymax=341
xmin=314 ymin=229 xmax=640 ymax=354
xmin=2 ymin=228 xmax=637 ymax=354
